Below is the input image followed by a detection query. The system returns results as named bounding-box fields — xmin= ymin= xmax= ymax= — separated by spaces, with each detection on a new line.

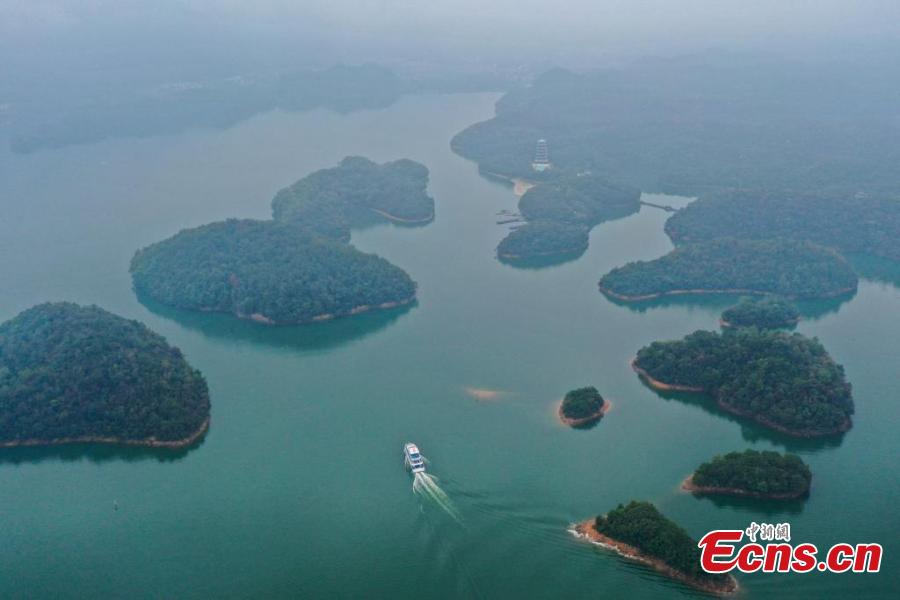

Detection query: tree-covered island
xmin=272 ymin=156 xmax=434 ymax=241
xmin=574 ymin=501 xmax=737 ymax=595
xmin=684 ymin=450 xmax=812 ymax=499
xmin=633 ymin=328 xmax=854 ymax=437
xmin=558 ymin=386 xmax=610 ymax=427
xmin=498 ymin=221 xmax=588 ymax=260
xmin=130 ymin=219 xmax=416 ymax=324
xmin=0 ymin=303 xmax=210 ymax=447
xmin=496 ymin=173 xmax=640 ymax=260
xmin=598 ymin=238 xmax=858 ymax=301
xmin=720 ymin=297 xmax=800 ymax=329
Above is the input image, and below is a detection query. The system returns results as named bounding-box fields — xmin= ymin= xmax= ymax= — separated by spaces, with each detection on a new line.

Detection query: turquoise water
xmin=0 ymin=93 xmax=897 ymax=598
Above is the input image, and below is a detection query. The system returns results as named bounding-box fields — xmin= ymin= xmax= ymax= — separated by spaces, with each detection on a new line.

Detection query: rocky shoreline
xmin=557 ymin=399 xmax=612 ymax=427
xmin=0 ymin=416 xmax=210 ymax=449
xmin=570 ymin=520 xmax=738 ymax=596
xmin=681 ymin=474 xmax=809 ymax=500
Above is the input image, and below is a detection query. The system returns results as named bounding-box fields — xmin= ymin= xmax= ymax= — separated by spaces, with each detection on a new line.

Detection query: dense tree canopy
xmin=0 ymin=303 xmax=209 ymax=444
xmin=691 ymin=450 xmax=812 ymax=498
xmin=497 ymin=221 xmax=588 ymax=259
xmin=599 ymin=238 xmax=857 ymax=300
xmin=634 ymin=328 xmax=854 ymax=436
xmin=451 ymin=61 xmax=900 ymax=196
xmin=272 ymin=156 xmax=434 ymax=241
xmin=594 ymin=501 xmax=729 ymax=587
xmin=560 ymin=386 xmax=605 ymax=420
xmin=130 ymin=219 xmax=416 ymax=324
xmin=721 ymin=297 xmax=800 ymax=329
xmin=518 ymin=174 xmax=640 ymax=226
xmin=666 ymin=191 xmax=900 ymax=262
xmin=497 ymin=173 xmax=639 ymax=260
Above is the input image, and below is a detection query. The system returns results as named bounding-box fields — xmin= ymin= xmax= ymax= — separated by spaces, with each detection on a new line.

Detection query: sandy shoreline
xmin=369 ymin=208 xmax=435 ymax=224
xmin=557 ymin=399 xmax=612 ymax=427
xmin=630 ymin=359 xmax=704 ymax=392
xmin=0 ymin=416 xmax=210 ymax=449
xmin=498 ymin=243 xmax=588 ymax=261
xmin=719 ymin=316 xmax=801 ymax=329
xmin=598 ymin=284 xmax=856 ymax=303
xmin=681 ymin=474 xmax=808 ymax=500
xmin=570 ymin=520 xmax=738 ymax=595
xmin=464 ymin=387 xmax=506 ymax=401
xmin=229 ymin=294 xmax=416 ymax=326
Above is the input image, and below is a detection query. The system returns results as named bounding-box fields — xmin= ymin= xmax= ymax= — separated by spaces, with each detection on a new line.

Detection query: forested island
xmin=574 ymin=501 xmax=737 ymax=595
xmin=633 ymin=329 xmax=854 ymax=436
xmin=271 ymin=156 xmax=434 ymax=241
xmin=451 ymin=61 xmax=900 ymax=196
xmin=665 ymin=191 xmax=900 ymax=262
xmin=0 ymin=303 xmax=209 ymax=447
xmin=720 ymin=297 xmax=800 ymax=329
xmin=598 ymin=238 xmax=857 ymax=301
xmin=497 ymin=221 xmax=588 ymax=260
xmin=684 ymin=450 xmax=812 ymax=499
xmin=497 ymin=174 xmax=640 ymax=260
xmin=130 ymin=219 xmax=416 ymax=324
xmin=558 ymin=386 xmax=610 ymax=427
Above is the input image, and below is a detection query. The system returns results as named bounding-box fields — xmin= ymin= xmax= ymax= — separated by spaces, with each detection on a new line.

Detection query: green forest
xmin=665 ymin=191 xmax=900 ymax=262
xmin=451 ymin=62 xmax=900 ymax=196
xmin=497 ymin=221 xmax=588 ymax=259
xmin=634 ymin=328 xmax=854 ymax=436
xmin=721 ymin=297 xmax=800 ymax=329
xmin=130 ymin=219 xmax=416 ymax=324
xmin=598 ymin=238 xmax=858 ymax=300
xmin=560 ymin=386 xmax=605 ymax=420
xmin=497 ymin=173 xmax=639 ymax=260
xmin=691 ymin=449 xmax=812 ymax=497
xmin=0 ymin=303 xmax=209 ymax=444
xmin=594 ymin=501 xmax=730 ymax=587
xmin=272 ymin=156 xmax=434 ymax=241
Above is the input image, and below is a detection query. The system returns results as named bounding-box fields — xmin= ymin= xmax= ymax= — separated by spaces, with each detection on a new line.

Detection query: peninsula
xmin=684 ymin=450 xmax=812 ymax=500
xmin=130 ymin=219 xmax=416 ymax=324
xmin=599 ymin=238 xmax=857 ymax=301
xmin=665 ymin=190 xmax=900 ymax=262
xmin=633 ymin=328 xmax=854 ymax=437
xmin=0 ymin=303 xmax=210 ymax=447
xmin=573 ymin=501 xmax=737 ymax=595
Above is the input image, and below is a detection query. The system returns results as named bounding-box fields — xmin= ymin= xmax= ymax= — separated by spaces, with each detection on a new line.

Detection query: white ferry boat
xmin=403 ymin=443 xmax=426 ymax=473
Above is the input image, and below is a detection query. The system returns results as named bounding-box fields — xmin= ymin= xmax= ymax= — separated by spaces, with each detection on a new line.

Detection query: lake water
xmin=0 ymin=93 xmax=897 ymax=598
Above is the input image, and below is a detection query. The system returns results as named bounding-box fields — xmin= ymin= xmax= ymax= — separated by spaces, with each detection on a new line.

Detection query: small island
xmin=497 ymin=221 xmax=588 ymax=260
xmin=271 ymin=156 xmax=434 ymax=241
xmin=720 ymin=297 xmax=800 ymax=329
xmin=130 ymin=219 xmax=416 ymax=324
xmin=0 ymin=303 xmax=210 ymax=447
xmin=599 ymin=238 xmax=858 ymax=301
xmin=497 ymin=173 xmax=640 ymax=260
xmin=633 ymin=328 xmax=854 ymax=436
xmin=573 ymin=501 xmax=737 ymax=595
xmin=558 ymin=386 xmax=610 ymax=427
xmin=684 ymin=449 xmax=812 ymax=500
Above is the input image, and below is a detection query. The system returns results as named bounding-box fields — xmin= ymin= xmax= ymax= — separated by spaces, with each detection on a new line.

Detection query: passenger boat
xmin=403 ymin=443 xmax=426 ymax=473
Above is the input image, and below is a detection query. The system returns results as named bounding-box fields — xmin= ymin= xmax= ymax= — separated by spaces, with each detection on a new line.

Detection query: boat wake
xmin=413 ymin=471 xmax=462 ymax=524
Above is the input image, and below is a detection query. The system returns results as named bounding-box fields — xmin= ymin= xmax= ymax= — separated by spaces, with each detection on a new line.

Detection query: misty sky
xmin=2 ymin=0 xmax=900 ymax=110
